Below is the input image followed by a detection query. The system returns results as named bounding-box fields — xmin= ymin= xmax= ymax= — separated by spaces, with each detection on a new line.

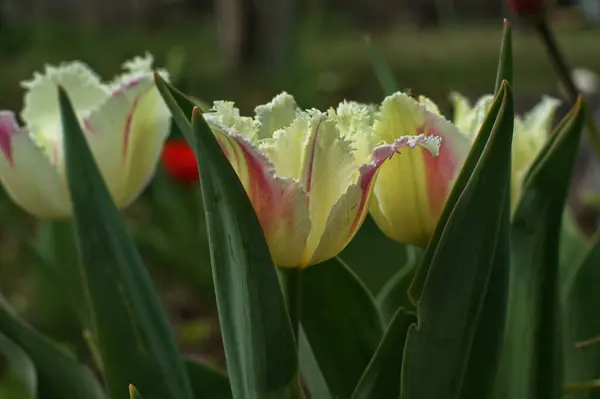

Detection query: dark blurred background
xmin=1 ymin=0 xmax=599 ymax=369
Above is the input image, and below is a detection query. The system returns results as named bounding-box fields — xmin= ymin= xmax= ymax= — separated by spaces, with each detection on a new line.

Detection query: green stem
xmin=564 ymin=378 xmax=600 ymax=393
xmin=534 ymin=19 xmax=600 ymax=162
xmin=279 ymin=267 xmax=302 ymax=345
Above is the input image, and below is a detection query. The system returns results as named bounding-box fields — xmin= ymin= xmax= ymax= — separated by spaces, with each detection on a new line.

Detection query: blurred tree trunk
xmin=413 ymin=0 xmax=440 ymax=28
xmin=216 ymin=0 xmax=296 ymax=73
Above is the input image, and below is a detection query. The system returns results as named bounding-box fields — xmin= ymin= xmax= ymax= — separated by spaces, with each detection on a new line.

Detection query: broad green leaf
xmin=495 ymin=98 xmax=585 ymax=399
xmin=0 ymin=294 xmax=105 ymax=399
xmin=0 ymin=332 xmax=36 ymax=399
xmin=187 ymin=107 xmax=298 ymax=398
xmin=351 ymin=309 xmax=416 ymax=399
xmin=564 ymin=233 xmax=600 ymax=399
xmin=340 ymin=215 xmax=412 ymax=294
xmin=363 ymin=35 xmax=399 ymax=95
xmin=59 ymin=87 xmax=193 ymax=399
xmin=376 ymin=252 xmax=421 ymax=325
xmin=494 ymin=19 xmax=513 ymax=93
xmin=301 ymin=257 xmax=383 ymax=399
xmin=184 ymin=358 xmax=233 ymax=399
xmin=401 ymin=82 xmax=513 ymax=399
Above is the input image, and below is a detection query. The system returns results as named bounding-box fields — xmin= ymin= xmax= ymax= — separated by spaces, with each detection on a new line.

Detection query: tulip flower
xmin=162 ymin=140 xmax=200 ymax=183
xmin=0 ymin=53 xmax=170 ymax=219
xmin=344 ymin=93 xmax=472 ymax=246
xmin=201 ymin=93 xmax=440 ymax=268
xmin=451 ymin=92 xmax=560 ymax=210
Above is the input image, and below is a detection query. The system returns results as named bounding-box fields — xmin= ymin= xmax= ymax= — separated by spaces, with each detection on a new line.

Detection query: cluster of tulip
xmin=0 ymin=55 xmax=558 ymax=264
xmin=0 ymin=8 xmax=598 ymax=398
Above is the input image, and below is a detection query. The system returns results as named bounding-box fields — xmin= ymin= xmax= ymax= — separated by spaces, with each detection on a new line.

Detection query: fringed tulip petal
xmin=0 ymin=112 xmax=70 ymax=218
xmin=367 ymin=93 xmax=471 ymax=246
xmin=309 ymin=135 xmax=441 ymax=265
xmin=21 ymin=62 xmax=108 ymax=132
xmin=204 ymin=117 xmax=312 ymax=268
xmin=254 ymin=92 xmax=298 ymax=139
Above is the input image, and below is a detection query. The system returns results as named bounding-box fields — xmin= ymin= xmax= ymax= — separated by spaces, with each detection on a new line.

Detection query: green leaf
xmin=376 ymin=253 xmax=421 ymax=326
xmin=494 ymin=98 xmax=585 ymax=399
xmin=300 ymin=257 xmax=383 ymax=399
xmin=408 ymin=81 xmax=508 ymax=303
xmin=560 ymin=211 xmax=590 ymax=288
xmin=184 ymin=359 xmax=233 ymax=399
xmin=401 ymin=81 xmax=513 ymax=399
xmin=351 ymin=309 xmax=416 ymax=399
xmin=494 ymin=19 xmax=513 ymax=93
xmin=59 ymin=87 xmax=193 ymax=399
xmin=363 ymin=35 xmax=399 ymax=95
xmin=154 ymin=73 xmax=196 ymax=142
xmin=0 ymin=294 xmax=105 ymax=399
xmin=0 ymin=332 xmax=37 ymax=399
xmin=187 ymin=105 xmax=298 ymax=398
xmin=563 ymin=233 xmax=600 ymax=399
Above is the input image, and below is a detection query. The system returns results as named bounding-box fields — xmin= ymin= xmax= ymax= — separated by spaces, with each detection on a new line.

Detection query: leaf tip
xmin=503 ymin=18 xmax=511 ymax=28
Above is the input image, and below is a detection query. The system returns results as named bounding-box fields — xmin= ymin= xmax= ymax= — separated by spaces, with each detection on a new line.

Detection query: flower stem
xmin=280 ymin=267 xmax=302 ymax=345
xmin=534 ymin=18 xmax=600 ymax=162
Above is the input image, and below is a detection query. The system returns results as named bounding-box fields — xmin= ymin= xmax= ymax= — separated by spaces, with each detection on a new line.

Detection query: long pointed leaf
xmin=0 ymin=294 xmax=105 ymax=399
xmin=189 ymin=106 xmax=298 ymax=398
xmin=59 ymin=87 xmax=193 ymax=399
xmin=351 ymin=309 xmax=415 ymax=399
xmin=495 ymin=98 xmax=585 ymax=399
xmin=401 ymin=81 xmax=513 ymax=399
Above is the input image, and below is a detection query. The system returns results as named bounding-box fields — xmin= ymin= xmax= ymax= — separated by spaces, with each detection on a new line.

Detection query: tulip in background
xmin=201 ymin=93 xmax=441 ymax=267
xmin=0 ymin=53 xmax=170 ymax=218
xmin=505 ymin=0 xmax=546 ymax=15
xmin=451 ymin=92 xmax=560 ymax=209
xmin=161 ymin=139 xmax=200 ymax=183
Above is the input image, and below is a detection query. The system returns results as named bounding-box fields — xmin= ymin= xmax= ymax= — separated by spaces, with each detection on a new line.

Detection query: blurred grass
xmin=1 ymin=20 xmax=599 ymax=115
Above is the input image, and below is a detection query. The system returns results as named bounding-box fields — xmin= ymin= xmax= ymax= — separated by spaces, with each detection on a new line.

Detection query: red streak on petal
xmin=122 ymin=97 xmax=140 ymax=157
xmin=349 ymin=161 xmax=382 ymax=234
xmin=303 ymin=119 xmax=322 ymax=196
xmin=161 ymin=140 xmax=199 ymax=183
xmin=233 ymin=136 xmax=297 ymax=236
xmin=418 ymin=124 xmax=457 ymax=216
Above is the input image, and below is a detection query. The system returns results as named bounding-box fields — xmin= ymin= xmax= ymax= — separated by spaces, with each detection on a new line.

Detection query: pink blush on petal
xmin=0 ymin=112 xmax=20 ymax=167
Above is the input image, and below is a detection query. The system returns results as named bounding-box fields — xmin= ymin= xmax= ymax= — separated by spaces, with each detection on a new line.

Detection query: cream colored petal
xmin=297 ymin=112 xmax=358 ymax=265
xmin=309 ymin=135 xmax=440 ymax=265
xmin=20 ymin=61 xmax=108 ymax=137
xmin=0 ymin=111 xmax=70 ymax=218
xmin=83 ymin=76 xmax=157 ymax=206
xmin=332 ymin=100 xmax=376 ymax=164
xmin=254 ymin=92 xmax=298 ymax=139
xmin=259 ymin=114 xmax=310 ymax=181
xmin=121 ymin=86 xmax=171 ymax=205
xmin=207 ymin=101 xmax=256 ymax=139
xmin=205 ymin=117 xmax=311 ymax=267
xmin=368 ymin=93 xmax=470 ymax=246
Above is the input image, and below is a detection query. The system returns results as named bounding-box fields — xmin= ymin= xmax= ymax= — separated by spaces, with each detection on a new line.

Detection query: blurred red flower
xmin=506 ymin=0 xmax=545 ymax=15
xmin=161 ymin=140 xmax=199 ymax=183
